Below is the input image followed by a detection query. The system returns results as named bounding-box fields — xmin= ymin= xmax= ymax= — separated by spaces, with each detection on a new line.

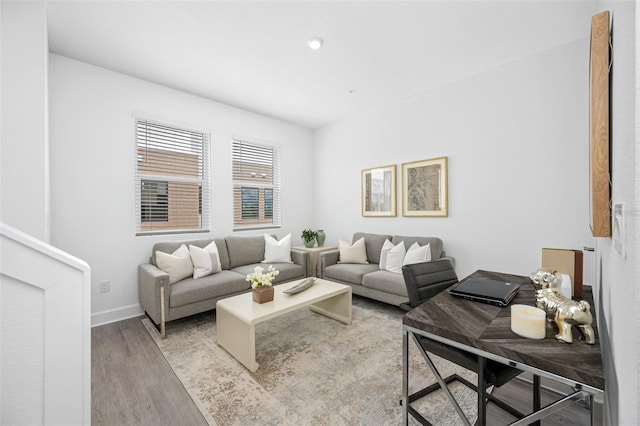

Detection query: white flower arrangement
xmin=246 ymin=265 xmax=279 ymax=288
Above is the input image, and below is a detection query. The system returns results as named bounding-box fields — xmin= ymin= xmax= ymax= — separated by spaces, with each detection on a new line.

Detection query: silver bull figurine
xmin=529 ymin=268 xmax=595 ymax=344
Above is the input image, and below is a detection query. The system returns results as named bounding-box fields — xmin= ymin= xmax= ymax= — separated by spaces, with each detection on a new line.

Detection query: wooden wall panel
xmin=589 ymin=11 xmax=611 ymax=237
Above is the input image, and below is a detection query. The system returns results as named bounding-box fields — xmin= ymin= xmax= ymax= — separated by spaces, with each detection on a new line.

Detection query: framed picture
xmin=361 ymin=165 xmax=396 ymax=217
xmin=402 ymin=156 xmax=448 ymax=217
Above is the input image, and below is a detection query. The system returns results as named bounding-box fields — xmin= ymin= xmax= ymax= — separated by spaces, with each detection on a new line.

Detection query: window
xmin=135 ymin=119 xmax=210 ymax=235
xmin=141 ymin=180 xmax=168 ymax=222
xmin=232 ymin=138 xmax=281 ymax=229
xmin=264 ymin=188 xmax=273 ymax=219
xmin=241 ymin=187 xmax=259 ymax=219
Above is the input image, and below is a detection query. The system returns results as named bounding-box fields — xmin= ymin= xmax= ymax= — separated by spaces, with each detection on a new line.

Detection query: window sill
xmin=136 ymin=229 xmax=210 ymax=237
xmin=233 ymin=225 xmax=281 ymax=232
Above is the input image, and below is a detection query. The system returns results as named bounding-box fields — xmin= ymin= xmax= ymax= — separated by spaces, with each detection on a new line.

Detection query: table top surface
xmin=216 ymin=278 xmax=350 ymax=323
xmin=293 ymin=245 xmax=337 ymax=252
xmin=403 ymin=270 xmax=605 ymax=392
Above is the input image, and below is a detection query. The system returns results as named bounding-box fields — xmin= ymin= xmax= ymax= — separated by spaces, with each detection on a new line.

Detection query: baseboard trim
xmin=92 ymin=304 xmax=144 ymax=327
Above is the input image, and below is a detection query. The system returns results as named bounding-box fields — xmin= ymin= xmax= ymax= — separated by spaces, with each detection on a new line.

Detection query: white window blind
xmin=135 ymin=119 xmax=210 ymax=235
xmin=232 ymin=138 xmax=281 ymax=229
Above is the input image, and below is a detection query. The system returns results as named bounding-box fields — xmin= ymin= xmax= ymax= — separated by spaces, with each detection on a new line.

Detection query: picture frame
xmin=402 ymin=156 xmax=448 ymax=217
xmin=361 ymin=165 xmax=396 ymax=217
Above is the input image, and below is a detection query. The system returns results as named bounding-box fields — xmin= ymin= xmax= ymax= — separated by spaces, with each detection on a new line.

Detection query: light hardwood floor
xmin=92 ymin=314 xmax=600 ymax=425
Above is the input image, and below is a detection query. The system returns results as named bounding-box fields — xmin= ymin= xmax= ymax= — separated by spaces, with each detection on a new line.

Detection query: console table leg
xmin=410 ymin=333 xmax=471 ymax=425
xmin=477 ymin=356 xmax=486 ymax=426
xmin=402 ymin=330 xmax=409 ymax=425
xmin=533 ymin=375 xmax=541 ymax=426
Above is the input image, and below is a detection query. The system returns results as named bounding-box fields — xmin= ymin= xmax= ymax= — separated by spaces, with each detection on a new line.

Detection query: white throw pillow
xmin=156 ymin=244 xmax=194 ymax=284
xmin=379 ymin=239 xmax=394 ymax=270
xmin=338 ymin=237 xmax=368 ymax=264
xmin=403 ymin=242 xmax=432 ymax=266
xmin=262 ymin=233 xmax=293 ymax=263
xmin=189 ymin=242 xmax=222 ymax=279
xmin=384 ymin=241 xmax=406 ymax=274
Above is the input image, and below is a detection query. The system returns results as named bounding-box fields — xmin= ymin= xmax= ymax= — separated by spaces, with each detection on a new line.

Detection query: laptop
xmin=449 ymin=278 xmax=520 ymax=307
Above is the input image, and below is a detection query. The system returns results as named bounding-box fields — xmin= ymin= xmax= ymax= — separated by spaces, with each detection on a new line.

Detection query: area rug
xmin=142 ymin=298 xmax=480 ymax=425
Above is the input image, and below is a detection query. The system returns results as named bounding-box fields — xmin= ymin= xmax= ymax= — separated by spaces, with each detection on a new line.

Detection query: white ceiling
xmin=46 ymin=1 xmax=597 ymax=130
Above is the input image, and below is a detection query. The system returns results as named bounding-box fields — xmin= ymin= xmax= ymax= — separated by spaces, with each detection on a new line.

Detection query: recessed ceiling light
xmin=307 ymin=37 xmax=323 ymax=50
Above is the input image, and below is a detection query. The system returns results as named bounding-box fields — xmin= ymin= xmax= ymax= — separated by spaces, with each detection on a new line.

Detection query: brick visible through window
xmin=232 ymin=139 xmax=281 ymax=229
xmin=135 ymin=119 xmax=210 ymax=235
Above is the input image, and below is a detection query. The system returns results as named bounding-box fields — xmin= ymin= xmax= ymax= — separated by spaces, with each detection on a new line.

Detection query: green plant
xmin=301 ymin=229 xmax=318 ymax=242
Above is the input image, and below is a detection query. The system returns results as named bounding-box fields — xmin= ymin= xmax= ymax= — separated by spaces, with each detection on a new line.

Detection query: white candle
xmin=511 ymin=304 xmax=546 ymax=340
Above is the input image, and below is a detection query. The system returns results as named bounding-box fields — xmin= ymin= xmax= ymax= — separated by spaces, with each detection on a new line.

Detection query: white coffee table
xmin=216 ymin=278 xmax=352 ymax=372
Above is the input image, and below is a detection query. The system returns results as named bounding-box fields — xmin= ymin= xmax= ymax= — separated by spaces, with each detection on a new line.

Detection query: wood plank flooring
xmin=92 ymin=317 xmax=207 ymax=425
xmin=92 ymin=314 xmax=600 ymax=425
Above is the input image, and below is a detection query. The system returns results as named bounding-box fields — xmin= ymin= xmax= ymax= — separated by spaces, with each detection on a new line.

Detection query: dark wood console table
xmin=402 ymin=269 xmax=604 ymax=425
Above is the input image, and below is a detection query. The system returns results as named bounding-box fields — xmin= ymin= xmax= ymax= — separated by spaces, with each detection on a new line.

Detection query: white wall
xmin=314 ymin=7 xmax=639 ymax=424
xmin=0 ymin=1 xmax=50 ymax=242
xmin=592 ymin=2 xmax=638 ymax=425
xmin=48 ymin=55 xmax=314 ymax=325
xmin=313 ymin=39 xmax=593 ymax=280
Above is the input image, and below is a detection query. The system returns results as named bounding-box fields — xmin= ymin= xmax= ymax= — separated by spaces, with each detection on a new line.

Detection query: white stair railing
xmin=1 ymin=222 xmax=91 ymax=425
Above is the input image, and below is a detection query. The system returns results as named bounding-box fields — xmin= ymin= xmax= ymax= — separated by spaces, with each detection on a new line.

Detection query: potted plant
xmin=301 ymin=229 xmax=318 ymax=248
xmin=246 ymin=265 xmax=279 ymax=303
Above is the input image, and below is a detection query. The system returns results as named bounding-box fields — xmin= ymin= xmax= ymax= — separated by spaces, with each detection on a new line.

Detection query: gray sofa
xmin=318 ymin=232 xmax=453 ymax=306
xmin=138 ymin=235 xmax=309 ymax=336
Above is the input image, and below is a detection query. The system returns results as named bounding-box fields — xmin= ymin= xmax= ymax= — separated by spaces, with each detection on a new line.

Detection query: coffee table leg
xmin=309 ymin=290 xmax=352 ymax=324
xmin=216 ymin=305 xmax=259 ymax=372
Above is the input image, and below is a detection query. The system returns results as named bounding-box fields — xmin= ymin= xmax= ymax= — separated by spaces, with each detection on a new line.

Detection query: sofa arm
xmin=318 ymin=249 xmax=340 ymax=278
xmin=436 ymin=256 xmax=455 ymax=269
xmin=138 ymin=263 xmax=170 ymax=335
xmin=290 ymin=249 xmax=311 ymax=277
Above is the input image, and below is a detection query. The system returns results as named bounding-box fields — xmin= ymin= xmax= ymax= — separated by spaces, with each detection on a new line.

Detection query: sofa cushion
xmin=152 ymin=238 xmax=230 ymax=270
xmin=338 ymin=237 xmax=368 ymax=264
xmin=384 ymin=241 xmax=406 ymax=273
xmin=379 ymin=239 xmax=393 ymax=270
xmin=262 ymin=233 xmax=293 ymax=263
xmin=324 ymin=263 xmax=380 ymax=285
xmin=353 ymin=232 xmax=392 ymax=264
xmin=391 ymin=236 xmax=443 ymax=260
xmin=231 ymin=262 xmax=304 ymax=283
xmin=225 ymin=235 xmax=266 ymax=268
xmin=156 ymin=244 xmax=194 ymax=284
xmin=169 ymin=271 xmax=249 ymax=308
xmin=189 ymin=242 xmax=222 ymax=279
xmin=362 ymin=270 xmax=409 ymax=297
xmin=403 ymin=242 xmax=432 ymax=266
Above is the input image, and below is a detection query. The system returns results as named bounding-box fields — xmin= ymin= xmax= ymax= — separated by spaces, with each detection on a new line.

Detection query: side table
xmin=293 ymin=246 xmax=337 ymax=277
